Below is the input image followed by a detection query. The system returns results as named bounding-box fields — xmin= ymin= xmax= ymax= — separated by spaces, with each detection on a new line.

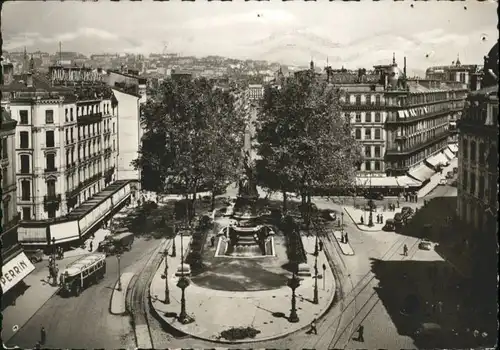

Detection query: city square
xmin=1 ymin=2 xmax=498 ymax=350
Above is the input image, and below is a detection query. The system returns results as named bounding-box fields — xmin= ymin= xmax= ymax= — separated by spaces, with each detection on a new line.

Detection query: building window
xmin=70 ymin=108 xmax=74 ymax=121
xmin=364 ymin=146 xmax=371 ymax=158
xmin=365 ymin=113 xmax=371 ymax=123
xmin=375 ymin=95 xmax=381 ymax=105
xmin=462 ymin=138 xmax=468 ymax=159
xmin=375 ymin=112 xmax=381 ymax=122
xmin=22 ymin=207 xmax=31 ymax=220
xmin=19 ymin=110 xmax=29 ymax=124
xmin=46 ymin=131 xmax=55 ymax=147
xmin=356 ymin=95 xmax=361 ymax=105
xmin=113 ymin=122 xmax=115 ymax=133
xmin=46 ymin=153 xmax=56 ymax=171
xmin=48 ymin=208 xmax=56 ymax=219
xmin=375 ymin=129 xmax=381 ymax=140
xmin=470 ymin=141 xmax=476 ymax=163
xmin=20 ymin=131 xmax=29 ymax=148
xmin=47 ymin=179 xmax=56 ymax=197
xmin=462 ymin=170 xmax=468 ymax=191
xmin=2 ymin=167 xmax=8 ymax=189
xmin=470 ymin=173 xmax=476 ymax=196
xmin=21 ymin=180 xmax=31 ymax=200
xmin=374 ymin=146 xmax=381 ymax=158
xmin=374 ymin=161 xmax=381 ymax=171
xmin=478 ymin=175 xmax=485 ymax=200
xmin=365 ymin=128 xmax=371 ymax=140
xmin=355 ymin=113 xmax=361 ymax=123
xmin=478 ymin=142 xmax=485 ymax=165
xmin=365 ymin=161 xmax=371 ymax=171
xmin=20 ymin=154 xmax=30 ymax=173
xmin=45 ymin=110 xmax=54 ymax=124
xmin=1 ymin=138 xmax=8 ymax=159
xmin=65 ymin=108 xmax=68 ymax=122
xmin=355 ymin=129 xmax=361 ymax=140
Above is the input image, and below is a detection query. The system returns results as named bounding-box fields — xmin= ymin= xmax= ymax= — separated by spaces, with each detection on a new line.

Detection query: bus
xmin=59 ymin=253 xmax=106 ymax=297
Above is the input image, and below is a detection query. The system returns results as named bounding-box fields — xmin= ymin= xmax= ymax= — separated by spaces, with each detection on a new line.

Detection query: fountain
xmin=215 ymin=151 xmax=275 ymax=258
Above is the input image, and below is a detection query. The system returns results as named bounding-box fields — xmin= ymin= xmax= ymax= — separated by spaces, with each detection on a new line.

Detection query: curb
xmin=109 ymin=273 xmax=134 ymax=316
xmin=148 ymin=249 xmax=338 ymax=344
xmin=342 ymin=207 xmax=382 ymax=233
xmin=332 ymin=231 xmax=355 ymax=256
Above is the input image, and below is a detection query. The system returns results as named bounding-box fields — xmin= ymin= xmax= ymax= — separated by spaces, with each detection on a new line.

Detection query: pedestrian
xmin=360 ymin=216 xmax=364 ymax=225
xmin=380 ymin=214 xmax=384 ymax=223
xmin=308 ymin=318 xmax=318 ymax=335
xmin=210 ymin=236 xmax=215 ymax=247
xmin=375 ymin=214 xmax=379 ymax=224
xmin=403 ymin=244 xmax=408 ymax=256
xmin=344 ymin=233 xmax=349 ymax=244
xmin=355 ymin=324 xmax=365 ymax=342
xmin=40 ymin=326 xmax=46 ymax=345
xmin=397 ymin=200 xmax=400 ymax=208
xmin=319 ymin=240 xmax=324 ymax=252
xmin=337 ymin=218 xmax=341 ymax=227
xmin=89 ymin=240 xmax=93 ymax=252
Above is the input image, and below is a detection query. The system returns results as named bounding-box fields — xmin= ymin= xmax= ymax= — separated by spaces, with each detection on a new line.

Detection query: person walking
xmin=360 ymin=216 xmax=364 ymax=225
xmin=89 ymin=241 xmax=94 ymax=252
xmin=319 ymin=240 xmax=324 ymax=252
xmin=344 ymin=233 xmax=349 ymax=244
xmin=210 ymin=236 xmax=215 ymax=247
xmin=355 ymin=324 xmax=365 ymax=342
xmin=403 ymin=244 xmax=408 ymax=256
xmin=40 ymin=326 xmax=46 ymax=345
xmin=380 ymin=214 xmax=384 ymax=223
xmin=308 ymin=318 xmax=318 ymax=335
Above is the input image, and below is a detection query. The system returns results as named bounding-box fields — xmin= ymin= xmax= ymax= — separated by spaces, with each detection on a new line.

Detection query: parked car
xmin=322 ymin=209 xmax=337 ymax=221
xmin=24 ymin=249 xmax=44 ymax=264
xmin=364 ymin=191 xmax=384 ymax=200
xmin=419 ymin=239 xmax=432 ymax=250
xmin=401 ymin=206 xmax=415 ymax=221
xmin=383 ymin=218 xmax=396 ymax=231
xmin=394 ymin=213 xmax=404 ymax=231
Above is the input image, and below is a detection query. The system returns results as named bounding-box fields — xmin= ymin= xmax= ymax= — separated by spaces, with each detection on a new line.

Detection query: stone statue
xmin=238 ymin=151 xmax=258 ymax=198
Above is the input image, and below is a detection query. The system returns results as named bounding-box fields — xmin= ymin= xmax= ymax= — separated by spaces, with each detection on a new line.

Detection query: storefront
xmin=408 ymin=163 xmax=435 ymax=184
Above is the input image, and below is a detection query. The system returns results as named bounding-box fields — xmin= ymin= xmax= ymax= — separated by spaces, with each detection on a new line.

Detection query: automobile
xmin=401 ymin=206 xmax=415 ymax=220
xmin=394 ymin=213 xmax=404 ymax=231
xmin=364 ymin=191 xmax=384 ymax=200
xmin=322 ymin=209 xmax=337 ymax=221
xmin=446 ymin=171 xmax=454 ymax=179
xmin=382 ymin=218 xmax=396 ymax=231
xmin=24 ymin=248 xmax=44 ymax=264
xmin=418 ymin=239 xmax=432 ymax=250
xmin=439 ymin=178 xmax=448 ymax=185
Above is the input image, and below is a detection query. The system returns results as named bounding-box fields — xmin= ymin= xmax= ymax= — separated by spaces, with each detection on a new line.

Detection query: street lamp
xmin=160 ymin=248 xmax=170 ymax=304
xmin=116 ymin=253 xmax=122 ymax=291
xmin=313 ymin=232 xmax=319 ymax=304
xmin=287 ymin=268 xmax=300 ymax=323
xmin=51 ymin=237 xmax=56 ymax=261
xmin=341 ymin=211 xmax=344 ymax=232
xmin=367 ymin=178 xmax=374 ymax=227
xmin=171 ymin=231 xmax=177 ymax=257
xmin=177 ymin=223 xmax=194 ymax=324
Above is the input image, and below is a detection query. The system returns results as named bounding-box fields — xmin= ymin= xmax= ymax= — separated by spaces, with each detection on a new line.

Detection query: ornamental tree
xmin=256 ymin=69 xmax=361 ymax=224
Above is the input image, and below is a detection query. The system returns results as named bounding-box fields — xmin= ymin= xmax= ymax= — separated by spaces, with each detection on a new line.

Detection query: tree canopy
xmin=134 ymin=77 xmax=246 ymax=204
xmin=255 ymin=70 xmax=361 ymax=211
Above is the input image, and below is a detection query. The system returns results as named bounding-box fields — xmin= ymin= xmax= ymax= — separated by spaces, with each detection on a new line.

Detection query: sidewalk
xmin=332 ymin=231 xmax=355 ymax=256
xmin=418 ymin=158 xmax=458 ymax=198
xmin=149 ymin=235 xmax=336 ymax=343
xmin=1 ymin=255 xmax=82 ymax=342
xmin=110 ymin=272 xmax=135 ymax=315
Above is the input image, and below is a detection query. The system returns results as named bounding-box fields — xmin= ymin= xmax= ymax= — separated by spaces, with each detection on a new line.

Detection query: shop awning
xmin=408 ymin=163 xmax=435 ymax=182
xmin=426 ymin=152 xmax=449 ymax=167
xmin=396 ymin=176 xmax=422 ymax=188
xmin=355 ymin=176 xmax=399 ymax=188
xmin=448 ymin=144 xmax=458 ymax=153
xmin=443 ymin=148 xmax=455 ymax=160
xmin=1 ymin=252 xmax=36 ymax=293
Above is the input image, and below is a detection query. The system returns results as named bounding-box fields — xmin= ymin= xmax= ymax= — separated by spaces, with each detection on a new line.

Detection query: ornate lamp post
xmin=116 ymin=252 xmax=122 ymax=291
xmin=177 ymin=223 xmax=194 ymax=324
xmin=160 ymin=248 xmax=170 ymax=304
xmin=367 ymin=178 xmax=374 ymax=227
xmin=313 ymin=232 xmax=319 ymax=304
xmin=287 ymin=268 xmax=301 ymax=323
xmin=341 ymin=212 xmax=344 ymax=232
xmin=171 ymin=225 xmax=177 ymax=257
xmin=51 ymin=237 xmax=56 ymax=262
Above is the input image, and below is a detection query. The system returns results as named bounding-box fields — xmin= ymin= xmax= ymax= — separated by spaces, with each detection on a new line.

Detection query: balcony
xmin=44 ymin=167 xmax=58 ymax=174
xmin=77 ymin=112 xmax=103 ymax=126
xmin=395 ymin=134 xmax=408 ymax=140
xmin=44 ymin=194 xmax=62 ymax=212
xmin=386 ymin=107 xmax=463 ymax=125
xmin=386 ymin=131 xmax=449 ymax=156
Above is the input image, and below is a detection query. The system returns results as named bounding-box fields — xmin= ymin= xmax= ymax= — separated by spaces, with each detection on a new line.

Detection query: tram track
xmin=126 ymin=238 xmax=171 ymax=349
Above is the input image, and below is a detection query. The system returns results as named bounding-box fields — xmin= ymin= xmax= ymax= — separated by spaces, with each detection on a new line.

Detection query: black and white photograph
xmin=0 ymin=1 xmax=498 ymax=349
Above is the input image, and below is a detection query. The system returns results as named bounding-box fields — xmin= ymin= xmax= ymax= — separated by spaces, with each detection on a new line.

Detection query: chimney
xmin=26 ymin=73 xmax=34 ymax=88
xmin=404 ymin=57 xmax=407 ymax=76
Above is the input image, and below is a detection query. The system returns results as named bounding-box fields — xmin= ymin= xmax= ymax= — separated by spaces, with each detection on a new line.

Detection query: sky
xmin=2 ymin=0 xmax=498 ymax=74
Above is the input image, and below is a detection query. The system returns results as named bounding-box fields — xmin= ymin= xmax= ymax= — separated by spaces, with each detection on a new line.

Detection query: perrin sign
xmin=1 ymin=252 xmax=36 ymax=293
xmin=50 ymin=67 xmax=103 ymax=83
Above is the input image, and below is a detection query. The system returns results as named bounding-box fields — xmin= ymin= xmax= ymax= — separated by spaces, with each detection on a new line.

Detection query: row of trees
xmin=134 ymin=77 xmax=246 ymax=215
xmin=136 ymin=69 xmax=361 ymax=224
xmin=255 ymin=69 xmax=362 ymax=222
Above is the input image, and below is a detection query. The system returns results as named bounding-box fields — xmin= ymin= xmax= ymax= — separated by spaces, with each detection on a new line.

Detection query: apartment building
xmin=1 ymin=65 xmax=131 ymax=247
xmin=425 ymin=57 xmax=482 ymax=90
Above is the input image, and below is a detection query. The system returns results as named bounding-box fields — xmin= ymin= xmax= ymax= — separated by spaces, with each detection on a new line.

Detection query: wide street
xmin=6 ymin=237 xmax=162 ymax=349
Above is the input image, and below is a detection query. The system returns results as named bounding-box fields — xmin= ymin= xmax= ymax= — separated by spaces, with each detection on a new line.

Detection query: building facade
xmin=425 ymin=58 xmax=482 ymax=90
xmin=2 ymin=65 xmax=131 ymax=247
xmin=457 ymin=42 xmax=498 ymax=245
